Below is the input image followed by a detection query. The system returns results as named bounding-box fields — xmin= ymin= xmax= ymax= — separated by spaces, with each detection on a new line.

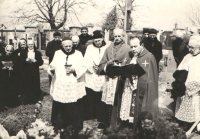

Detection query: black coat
xmin=19 ymin=50 xmax=43 ymax=104
xmin=172 ymin=36 xmax=189 ymax=66
xmin=45 ymin=40 xmax=62 ymax=63
xmin=142 ymin=38 xmax=163 ymax=66
xmin=79 ymin=34 xmax=92 ymax=45
xmin=13 ymin=48 xmax=28 ymax=76
xmin=0 ymin=53 xmax=18 ymax=107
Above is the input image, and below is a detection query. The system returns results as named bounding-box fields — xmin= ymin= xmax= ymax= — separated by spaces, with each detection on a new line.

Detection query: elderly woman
xmin=0 ymin=45 xmax=18 ymax=110
xmin=13 ymin=38 xmax=28 ymax=81
xmin=19 ymin=40 xmax=43 ymax=104
xmin=47 ymin=37 xmax=86 ymax=132
xmin=174 ymin=35 xmax=200 ymax=131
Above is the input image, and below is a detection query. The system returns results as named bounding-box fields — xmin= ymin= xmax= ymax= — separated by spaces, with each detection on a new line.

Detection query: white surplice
xmin=175 ymin=53 xmax=200 ymax=122
xmin=47 ymin=50 xmax=86 ymax=103
xmin=84 ymin=44 xmax=108 ymax=92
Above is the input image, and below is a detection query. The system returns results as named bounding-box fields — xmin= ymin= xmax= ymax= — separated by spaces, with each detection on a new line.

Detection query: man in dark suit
xmin=78 ymin=27 xmax=92 ymax=56
xmin=46 ymin=32 xmax=62 ymax=85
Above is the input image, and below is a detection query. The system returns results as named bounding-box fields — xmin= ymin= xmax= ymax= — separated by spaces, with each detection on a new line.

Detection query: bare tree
xmin=112 ymin=0 xmax=135 ymax=28
xmin=185 ymin=0 xmax=200 ymax=27
xmin=11 ymin=0 xmax=96 ymax=30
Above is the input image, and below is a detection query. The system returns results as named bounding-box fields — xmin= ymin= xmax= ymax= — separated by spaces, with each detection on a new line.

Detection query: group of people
xmin=45 ymin=27 xmax=163 ymax=135
xmin=0 ymin=39 xmax=43 ymax=111
xmin=1 ymin=25 xmax=200 ymax=136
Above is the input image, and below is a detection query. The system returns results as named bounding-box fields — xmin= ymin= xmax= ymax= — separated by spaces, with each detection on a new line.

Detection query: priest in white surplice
xmin=84 ymin=30 xmax=108 ymax=121
xmin=175 ymin=35 xmax=200 ymax=130
xmin=47 ymin=37 xmax=86 ymax=133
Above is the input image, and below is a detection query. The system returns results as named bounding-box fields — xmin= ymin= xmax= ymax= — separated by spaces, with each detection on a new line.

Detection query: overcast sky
xmin=0 ymin=0 xmax=198 ymax=31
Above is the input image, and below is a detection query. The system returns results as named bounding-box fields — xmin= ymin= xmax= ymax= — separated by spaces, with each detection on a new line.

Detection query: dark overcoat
xmin=19 ymin=50 xmax=43 ymax=104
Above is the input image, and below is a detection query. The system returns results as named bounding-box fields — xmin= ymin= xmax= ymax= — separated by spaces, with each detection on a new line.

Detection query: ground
xmin=0 ymin=57 xmax=200 ymax=139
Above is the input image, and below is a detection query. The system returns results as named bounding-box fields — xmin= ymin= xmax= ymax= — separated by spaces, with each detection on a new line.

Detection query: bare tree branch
xmin=34 ymin=0 xmax=50 ymax=21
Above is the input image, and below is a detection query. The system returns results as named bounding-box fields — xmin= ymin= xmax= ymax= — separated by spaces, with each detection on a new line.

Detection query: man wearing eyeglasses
xmin=78 ymin=27 xmax=93 ymax=56
xmin=174 ymin=35 xmax=200 ymax=133
xmin=97 ymin=28 xmax=130 ymax=130
xmin=142 ymin=29 xmax=163 ymax=68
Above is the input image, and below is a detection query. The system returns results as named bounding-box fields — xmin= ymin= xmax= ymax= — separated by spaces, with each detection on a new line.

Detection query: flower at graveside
xmin=0 ymin=124 xmax=10 ymax=139
xmin=27 ymin=119 xmax=55 ymax=138
xmin=16 ymin=130 xmax=27 ymax=139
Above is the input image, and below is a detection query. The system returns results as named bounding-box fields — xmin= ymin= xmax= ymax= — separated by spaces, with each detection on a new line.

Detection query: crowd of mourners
xmin=0 ymin=26 xmax=200 ymax=138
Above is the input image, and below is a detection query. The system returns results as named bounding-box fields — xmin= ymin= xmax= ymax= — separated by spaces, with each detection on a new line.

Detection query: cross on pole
xmin=142 ymin=60 xmax=149 ymax=67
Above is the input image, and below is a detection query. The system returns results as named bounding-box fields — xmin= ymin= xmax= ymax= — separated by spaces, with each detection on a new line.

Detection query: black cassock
xmin=19 ymin=50 xmax=43 ymax=104
xmin=0 ymin=53 xmax=18 ymax=109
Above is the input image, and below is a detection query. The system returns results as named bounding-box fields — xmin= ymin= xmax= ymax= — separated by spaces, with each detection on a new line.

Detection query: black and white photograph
xmin=0 ymin=0 xmax=200 ymax=138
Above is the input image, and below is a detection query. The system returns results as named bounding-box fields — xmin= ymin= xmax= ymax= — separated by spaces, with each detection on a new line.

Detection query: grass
xmin=0 ymin=69 xmax=49 ymax=136
xmin=0 ymin=68 xmax=199 ymax=138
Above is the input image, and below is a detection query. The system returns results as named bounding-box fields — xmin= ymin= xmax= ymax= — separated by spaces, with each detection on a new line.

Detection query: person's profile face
xmin=81 ymin=29 xmax=88 ymax=36
xmin=149 ymin=34 xmax=157 ymax=40
xmin=188 ymin=45 xmax=200 ymax=56
xmin=54 ymin=36 xmax=61 ymax=42
xmin=94 ymin=38 xmax=103 ymax=47
xmin=20 ymin=40 xmax=26 ymax=49
xmin=130 ymin=39 xmax=143 ymax=56
xmin=27 ymin=41 xmax=34 ymax=50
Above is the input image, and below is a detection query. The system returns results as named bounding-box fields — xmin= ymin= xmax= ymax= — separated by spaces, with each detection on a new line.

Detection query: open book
xmin=106 ymin=63 xmax=145 ymax=78
xmin=1 ymin=61 xmax=14 ymax=68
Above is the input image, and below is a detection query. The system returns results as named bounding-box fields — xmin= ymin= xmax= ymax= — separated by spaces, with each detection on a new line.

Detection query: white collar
xmin=28 ymin=49 xmax=34 ymax=52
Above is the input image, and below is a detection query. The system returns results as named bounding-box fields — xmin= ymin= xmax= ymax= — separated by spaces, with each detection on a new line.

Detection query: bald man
xmin=120 ymin=38 xmax=159 ymax=131
xmin=47 ymin=37 xmax=86 ymax=133
xmin=72 ymin=35 xmax=84 ymax=56
xmin=174 ymin=35 xmax=200 ymax=131
xmin=97 ymin=28 xmax=130 ymax=129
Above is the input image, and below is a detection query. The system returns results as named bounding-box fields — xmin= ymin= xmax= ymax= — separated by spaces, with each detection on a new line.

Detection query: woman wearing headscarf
xmin=47 ymin=37 xmax=86 ymax=133
xmin=13 ymin=38 xmax=28 ymax=89
xmin=19 ymin=40 xmax=43 ymax=104
xmin=0 ymin=45 xmax=18 ymax=110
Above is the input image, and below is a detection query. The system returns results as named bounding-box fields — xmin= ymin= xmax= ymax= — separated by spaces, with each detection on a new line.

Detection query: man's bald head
xmin=72 ymin=35 xmax=79 ymax=47
xmin=72 ymin=36 xmax=79 ymax=42
xmin=175 ymin=30 xmax=185 ymax=38
xmin=113 ymin=28 xmax=124 ymax=44
xmin=190 ymin=27 xmax=199 ymax=35
xmin=188 ymin=35 xmax=200 ymax=56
